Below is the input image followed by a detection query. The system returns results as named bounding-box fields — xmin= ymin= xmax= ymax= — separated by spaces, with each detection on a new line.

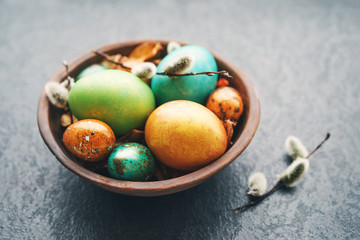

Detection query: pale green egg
xmin=69 ymin=70 xmax=155 ymax=137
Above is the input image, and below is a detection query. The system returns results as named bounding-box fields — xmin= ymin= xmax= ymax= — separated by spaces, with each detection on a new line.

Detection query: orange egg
xmin=206 ymin=86 xmax=244 ymax=122
xmin=145 ymin=100 xmax=228 ymax=171
xmin=62 ymin=119 xmax=116 ymax=162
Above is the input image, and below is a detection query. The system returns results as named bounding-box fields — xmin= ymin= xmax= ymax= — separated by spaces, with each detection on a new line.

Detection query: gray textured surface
xmin=1 ymin=0 xmax=360 ymax=239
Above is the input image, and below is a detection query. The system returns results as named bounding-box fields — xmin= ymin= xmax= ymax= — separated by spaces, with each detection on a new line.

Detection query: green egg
xmin=107 ymin=143 xmax=155 ymax=181
xmin=68 ymin=70 xmax=155 ymax=137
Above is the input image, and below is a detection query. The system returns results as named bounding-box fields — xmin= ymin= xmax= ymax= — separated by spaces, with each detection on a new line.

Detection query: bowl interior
xmin=37 ymin=39 xmax=260 ymax=196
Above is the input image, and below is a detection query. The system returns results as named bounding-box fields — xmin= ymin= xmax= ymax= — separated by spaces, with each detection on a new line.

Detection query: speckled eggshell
xmin=62 ymin=119 xmax=116 ymax=162
xmin=206 ymin=86 xmax=244 ymax=121
xmin=151 ymin=45 xmax=218 ymax=106
xmin=107 ymin=143 xmax=155 ymax=181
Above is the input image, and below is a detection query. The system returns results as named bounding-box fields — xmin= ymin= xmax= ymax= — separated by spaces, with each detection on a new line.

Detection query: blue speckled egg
xmin=151 ymin=45 xmax=218 ymax=106
xmin=76 ymin=64 xmax=107 ymax=81
xmin=107 ymin=143 xmax=155 ymax=181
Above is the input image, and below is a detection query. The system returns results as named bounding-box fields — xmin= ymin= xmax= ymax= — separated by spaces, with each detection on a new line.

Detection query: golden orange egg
xmin=145 ymin=100 xmax=228 ymax=171
xmin=62 ymin=119 xmax=116 ymax=162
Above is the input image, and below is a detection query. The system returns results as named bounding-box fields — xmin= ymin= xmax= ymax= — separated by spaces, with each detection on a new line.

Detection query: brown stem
xmin=305 ymin=133 xmax=331 ymax=159
xmin=232 ymin=133 xmax=331 ymax=213
xmin=61 ymin=60 xmax=72 ymax=113
xmin=232 ymin=181 xmax=285 ymax=212
xmin=68 ymin=108 xmax=74 ymax=125
xmin=62 ymin=60 xmax=75 ymax=91
xmin=91 ymin=50 xmax=233 ymax=79
xmin=156 ymin=70 xmax=233 ymax=79
xmin=91 ymin=50 xmax=131 ymax=69
xmin=62 ymin=60 xmax=70 ymax=78
xmin=116 ymin=129 xmax=144 ymax=142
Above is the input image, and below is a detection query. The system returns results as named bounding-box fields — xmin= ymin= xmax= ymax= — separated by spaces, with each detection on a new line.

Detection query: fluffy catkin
xmin=167 ymin=41 xmax=181 ymax=54
xmin=278 ymin=157 xmax=310 ymax=187
xmin=132 ymin=62 xmax=157 ymax=79
xmin=248 ymin=172 xmax=267 ymax=196
xmin=163 ymin=53 xmax=194 ymax=74
xmin=44 ymin=82 xmax=69 ymax=109
xmin=285 ymin=135 xmax=309 ymax=160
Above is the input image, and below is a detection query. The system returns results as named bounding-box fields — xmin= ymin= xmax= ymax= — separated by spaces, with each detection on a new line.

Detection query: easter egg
xmin=62 ymin=119 xmax=116 ymax=162
xmin=145 ymin=100 xmax=228 ymax=171
xmin=206 ymin=86 xmax=244 ymax=122
xmin=107 ymin=143 xmax=155 ymax=181
xmin=68 ymin=70 xmax=156 ymax=136
xmin=76 ymin=64 xmax=107 ymax=81
xmin=151 ymin=45 xmax=218 ymax=106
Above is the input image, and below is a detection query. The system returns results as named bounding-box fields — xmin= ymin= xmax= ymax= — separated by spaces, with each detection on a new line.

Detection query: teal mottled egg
xmin=151 ymin=45 xmax=218 ymax=106
xmin=76 ymin=64 xmax=107 ymax=81
xmin=107 ymin=143 xmax=155 ymax=181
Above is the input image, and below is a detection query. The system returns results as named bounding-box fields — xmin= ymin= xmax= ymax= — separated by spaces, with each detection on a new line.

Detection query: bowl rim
xmin=37 ymin=39 xmax=261 ymax=196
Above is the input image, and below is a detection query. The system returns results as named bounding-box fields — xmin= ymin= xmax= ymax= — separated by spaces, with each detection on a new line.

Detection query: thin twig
xmin=62 ymin=60 xmax=73 ymax=123
xmin=62 ymin=60 xmax=74 ymax=89
xmin=232 ymin=181 xmax=284 ymax=212
xmin=62 ymin=60 xmax=70 ymax=78
xmin=156 ymin=70 xmax=233 ymax=79
xmin=91 ymin=50 xmax=233 ymax=79
xmin=91 ymin=49 xmax=131 ymax=69
xmin=305 ymin=133 xmax=331 ymax=159
xmin=232 ymin=133 xmax=331 ymax=213
xmin=68 ymin=109 xmax=74 ymax=125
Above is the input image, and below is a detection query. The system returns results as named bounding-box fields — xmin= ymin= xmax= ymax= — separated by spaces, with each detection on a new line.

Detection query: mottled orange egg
xmin=206 ymin=86 xmax=244 ymax=122
xmin=62 ymin=119 xmax=116 ymax=162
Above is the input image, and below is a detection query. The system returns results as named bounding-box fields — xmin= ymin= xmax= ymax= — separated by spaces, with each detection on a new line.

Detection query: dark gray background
xmin=1 ymin=0 xmax=360 ymax=239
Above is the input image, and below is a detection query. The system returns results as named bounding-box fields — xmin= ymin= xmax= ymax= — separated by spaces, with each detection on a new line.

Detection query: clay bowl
xmin=37 ymin=39 xmax=260 ymax=196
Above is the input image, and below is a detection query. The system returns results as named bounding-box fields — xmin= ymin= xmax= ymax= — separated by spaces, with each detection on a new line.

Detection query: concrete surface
xmin=1 ymin=0 xmax=359 ymax=239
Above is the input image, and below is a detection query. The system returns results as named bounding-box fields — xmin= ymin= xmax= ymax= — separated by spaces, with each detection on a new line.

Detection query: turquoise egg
xmin=107 ymin=143 xmax=155 ymax=181
xmin=76 ymin=64 xmax=107 ymax=81
xmin=151 ymin=45 xmax=218 ymax=106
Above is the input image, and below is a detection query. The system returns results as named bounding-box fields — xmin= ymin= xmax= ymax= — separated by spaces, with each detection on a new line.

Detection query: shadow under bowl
xmin=37 ymin=39 xmax=261 ymax=196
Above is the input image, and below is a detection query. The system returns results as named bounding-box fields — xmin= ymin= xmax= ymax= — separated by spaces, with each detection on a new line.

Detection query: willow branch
xmin=156 ymin=70 xmax=233 ymax=79
xmin=91 ymin=50 xmax=131 ymax=69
